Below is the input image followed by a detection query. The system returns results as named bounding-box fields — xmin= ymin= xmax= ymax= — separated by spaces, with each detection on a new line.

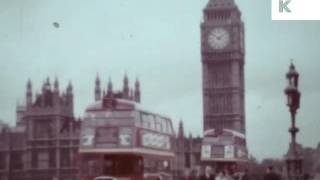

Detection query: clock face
xmin=208 ymin=27 xmax=230 ymax=50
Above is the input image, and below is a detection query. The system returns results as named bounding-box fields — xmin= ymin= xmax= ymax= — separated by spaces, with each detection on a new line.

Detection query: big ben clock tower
xmin=201 ymin=0 xmax=248 ymax=165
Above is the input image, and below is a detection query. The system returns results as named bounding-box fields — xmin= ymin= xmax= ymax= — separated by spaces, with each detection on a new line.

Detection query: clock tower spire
xmin=201 ymin=0 xmax=245 ymax=133
xmin=200 ymin=0 xmax=247 ymax=165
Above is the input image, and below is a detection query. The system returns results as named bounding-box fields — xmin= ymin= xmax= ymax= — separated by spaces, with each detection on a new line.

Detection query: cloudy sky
xmin=0 ymin=0 xmax=319 ymax=160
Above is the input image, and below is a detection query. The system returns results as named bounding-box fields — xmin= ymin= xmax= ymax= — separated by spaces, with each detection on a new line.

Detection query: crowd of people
xmin=182 ymin=165 xmax=282 ymax=180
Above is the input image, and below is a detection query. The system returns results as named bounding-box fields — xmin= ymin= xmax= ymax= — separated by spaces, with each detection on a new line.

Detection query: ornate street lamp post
xmin=284 ymin=62 xmax=303 ymax=180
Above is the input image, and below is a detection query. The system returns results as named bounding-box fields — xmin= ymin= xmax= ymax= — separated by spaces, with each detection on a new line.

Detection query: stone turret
xmin=26 ymin=79 xmax=32 ymax=107
xmin=95 ymin=74 xmax=101 ymax=101
xmin=123 ymin=73 xmax=129 ymax=99
xmin=107 ymin=77 xmax=113 ymax=98
xmin=134 ymin=78 xmax=141 ymax=103
xmin=54 ymin=77 xmax=59 ymax=95
xmin=95 ymin=73 xmax=142 ymax=103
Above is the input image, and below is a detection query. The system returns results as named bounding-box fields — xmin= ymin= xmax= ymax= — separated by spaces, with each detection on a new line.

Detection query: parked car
xmin=94 ymin=176 xmax=116 ymax=180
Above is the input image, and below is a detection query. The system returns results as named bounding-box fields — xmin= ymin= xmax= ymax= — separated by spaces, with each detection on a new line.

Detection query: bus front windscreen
xmin=103 ymin=155 xmax=143 ymax=177
xmin=80 ymin=154 xmax=143 ymax=179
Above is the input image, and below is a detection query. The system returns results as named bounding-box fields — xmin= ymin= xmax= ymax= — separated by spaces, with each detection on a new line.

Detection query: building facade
xmin=93 ymin=74 xmax=141 ymax=103
xmin=23 ymin=78 xmax=80 ymax=180
xmin=0 ymin=78 xmax=80 ymax=180
xmin=174 ymin=121 xmax=202 ymax=178
xmin=0 ymin=75 xmax=142 ymax=180
xmin=149 ymin=0 xmax=249 ymax=177
xmin=0 ymin=1 xmax=249 ymax=178
xmin=201 ymin=0 xmax=246 ymax=134
xmin=0 ymin=125 xmax=26 ymax=180
xmin=199 ymin=0 xmax=248 ymax=169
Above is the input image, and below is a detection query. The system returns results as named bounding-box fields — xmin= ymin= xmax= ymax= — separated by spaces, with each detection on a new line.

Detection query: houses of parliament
xmin=0 ymin=75 xmax=143 ymax=180
xmin=0 ymin=74 xmax=201 ymax=180
xmin=0 ymin=0 xmax=247 ymax=179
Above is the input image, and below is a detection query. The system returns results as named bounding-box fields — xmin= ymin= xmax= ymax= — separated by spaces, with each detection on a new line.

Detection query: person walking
xmin=215 ymin=171 xmax=225 ymax=180
xmin=215 ymin=170 xmax=233 ymax=180
xmin=241 ymin=169 xmax=251 ymax=180
xmin=263 ymin=166 xmax=281 ymax=180
xmin=224 ymin=170 xmax=234 ymax=180
xmin=200 ymin=166 xmax=215 ymax=180
xmin=188 ymin=169 xmax=199 ymax=180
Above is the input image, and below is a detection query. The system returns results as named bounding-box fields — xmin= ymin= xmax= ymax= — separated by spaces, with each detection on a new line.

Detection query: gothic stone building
xmin=174 ymin=121 xmax=202 ymax=178
xmin=175 ymin=0 xmax=248 ymax=176
xmin=0 ymin=1 xmax=248 ymax=178
xmin=0 ymin=125 xmax=26 ymax=180
xmin=0 ymin=75 xmax=142 ymax=180
xmin=0 ymin=74 xmax=201 ymax=180
xmin=0 ymin=78 xmax=80 ymax=180
xmin=93 ymin=73 xmax=141 ymax=103
xmin=201 ymin=0 xmax=246 ymax=135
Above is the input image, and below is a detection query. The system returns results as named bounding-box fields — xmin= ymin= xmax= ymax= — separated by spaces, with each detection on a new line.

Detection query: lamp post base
xmin=285 ymin=143 xmax=303 ymax=180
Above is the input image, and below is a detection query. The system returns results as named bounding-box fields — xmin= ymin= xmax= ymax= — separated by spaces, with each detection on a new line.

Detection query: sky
xmin=0 ymin=0 xmax=320 ymax=161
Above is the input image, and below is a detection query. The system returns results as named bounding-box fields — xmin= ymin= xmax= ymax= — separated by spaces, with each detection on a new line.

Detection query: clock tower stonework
xmin=201 ymin=0 xmax=246 ymax=134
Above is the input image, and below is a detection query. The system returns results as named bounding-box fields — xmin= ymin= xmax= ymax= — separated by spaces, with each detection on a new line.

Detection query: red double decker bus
xmin=78 ymin=97 xmax=175 ymax=180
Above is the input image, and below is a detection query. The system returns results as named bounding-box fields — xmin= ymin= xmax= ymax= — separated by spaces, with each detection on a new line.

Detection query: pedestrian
xmin=189 ymin=169 xmax=199 ymax=180
xmin=215 ymin=170 xmax=233 ymax=180
xmin=263 ymin=166 xmax=281 ymax=180
xmin=224 ymin=170 xmax=234 ymax=180
xmin=215 ymin=171 xmax=225 ymax=180
xmin=200 ymin=166 xmax=215 ymax=180
xmin=232 ymin=171 xmax=241 ymax=180
xmin=241 ymin=169 xmax=251 ymax=180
